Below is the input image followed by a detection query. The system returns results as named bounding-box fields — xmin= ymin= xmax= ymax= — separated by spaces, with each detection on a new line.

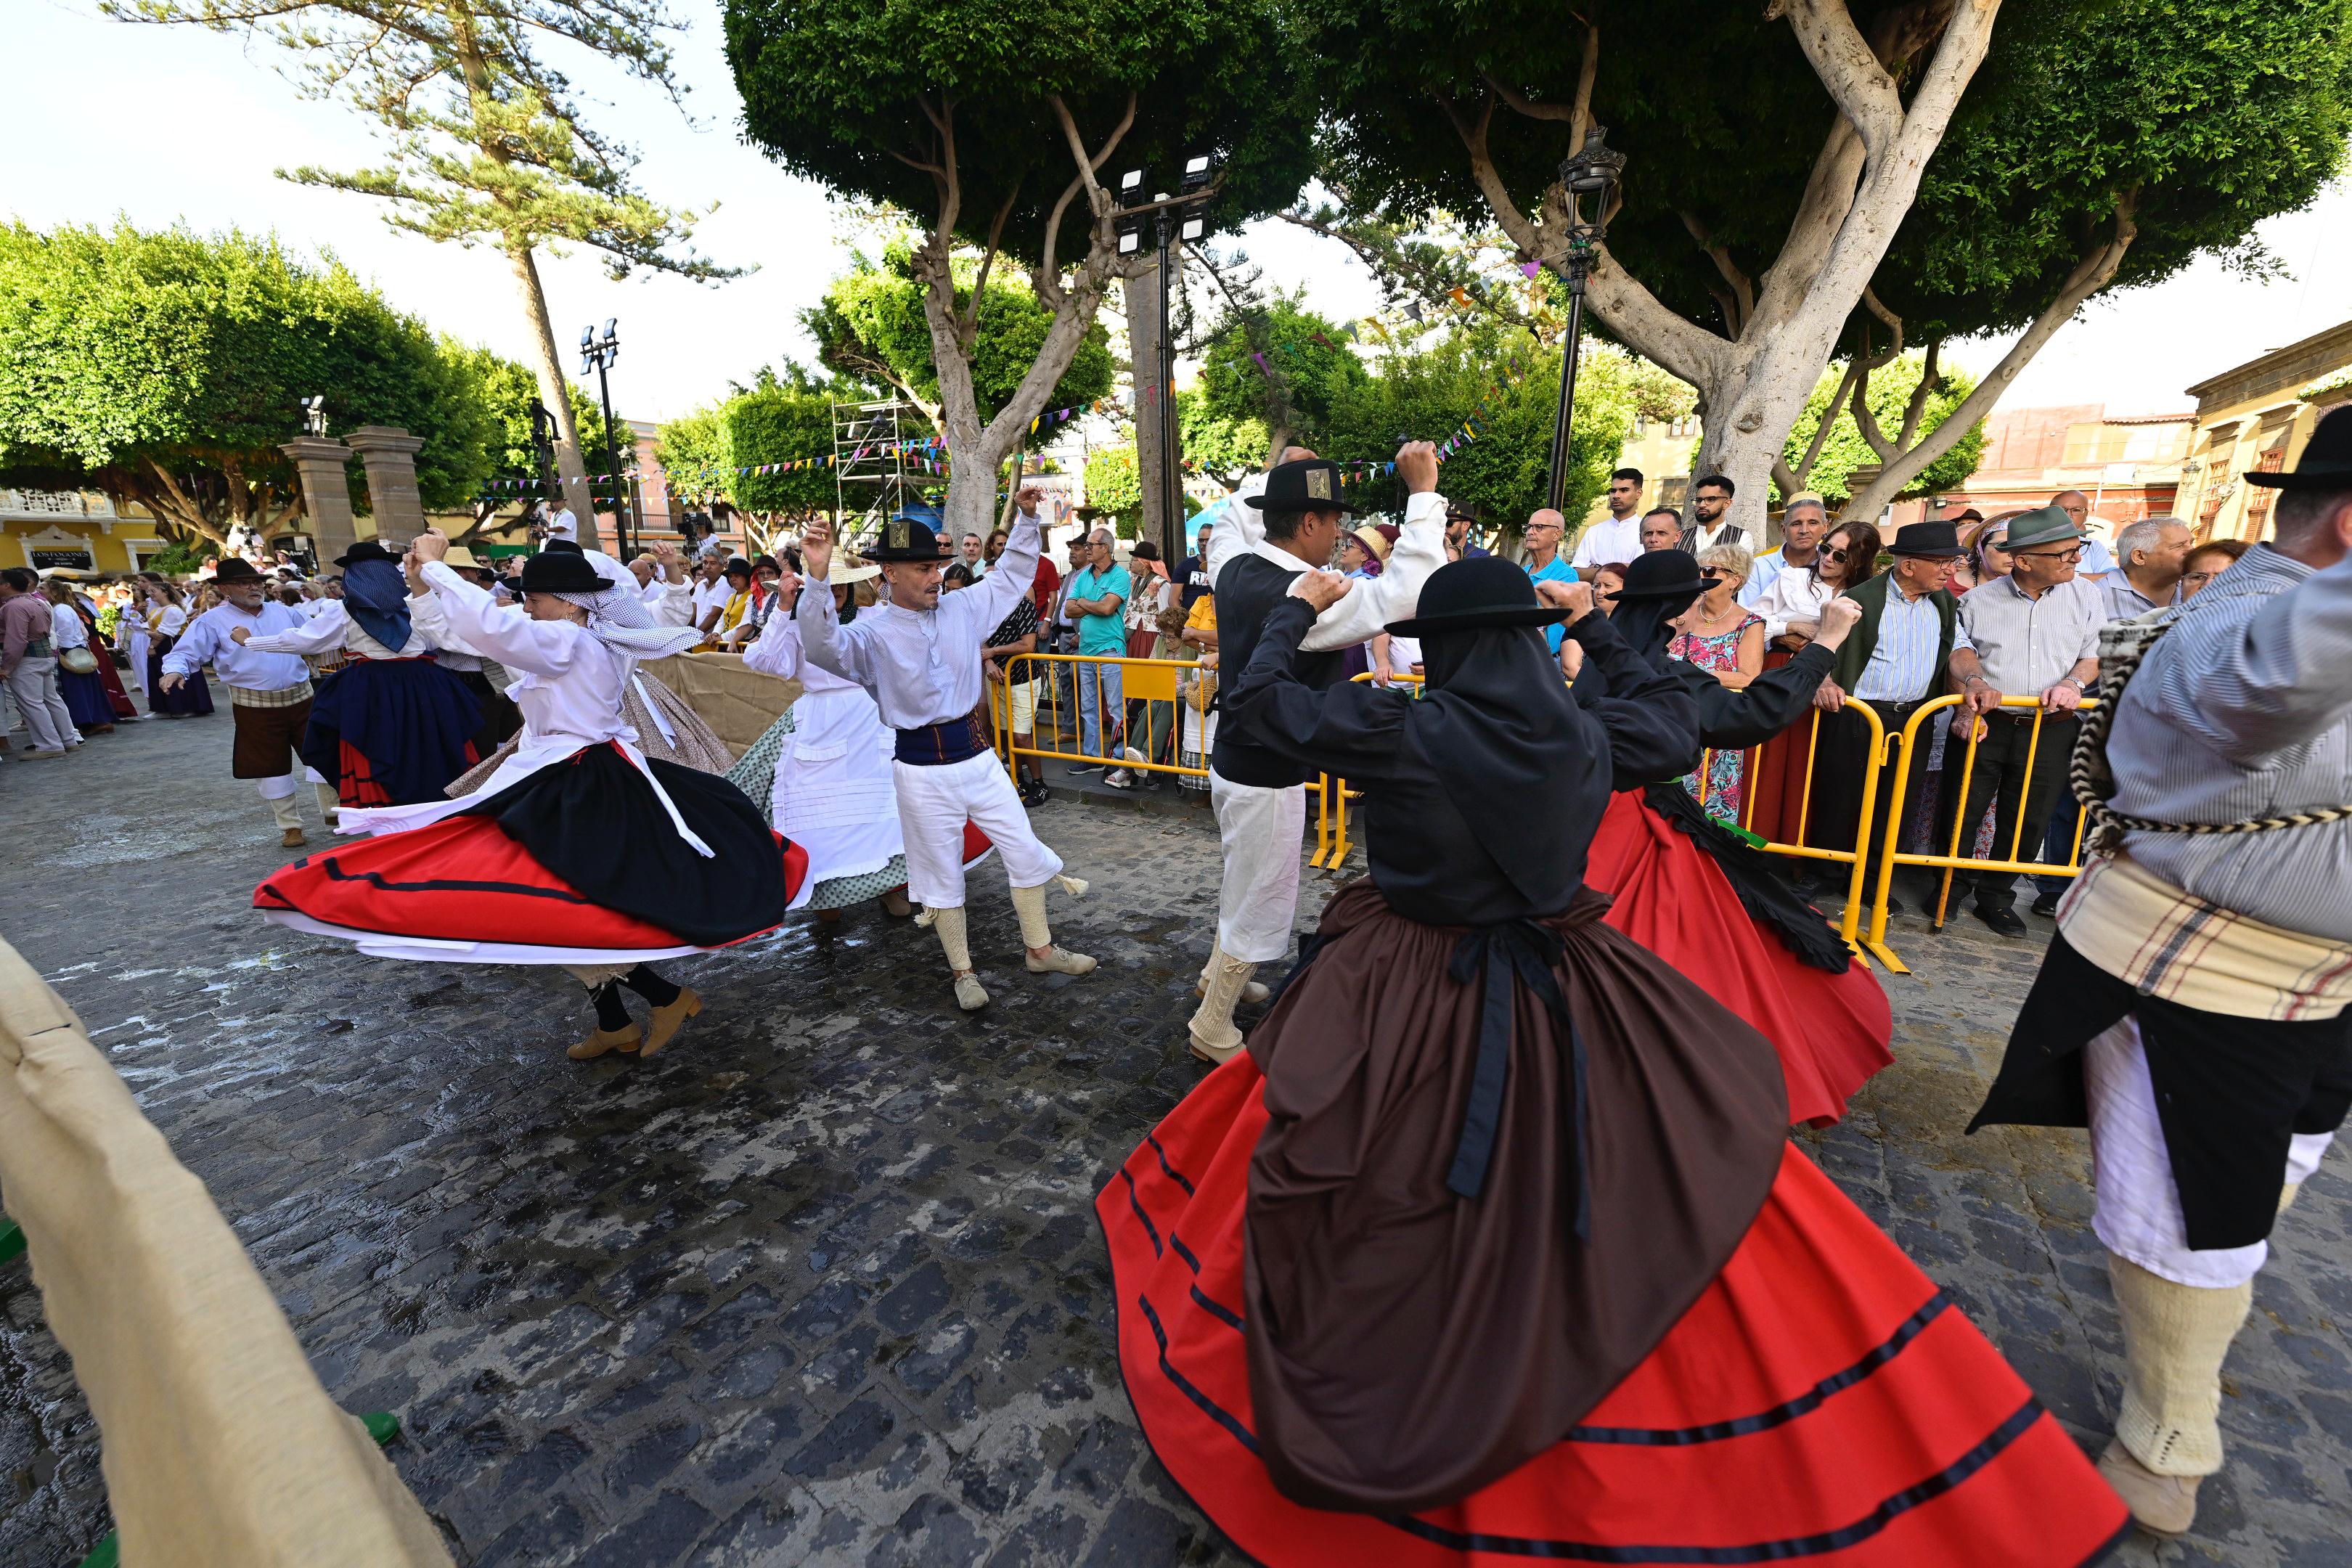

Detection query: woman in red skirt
xmin=255 ymin=533 xmax=803 ymax=1060
xmin=1098 ymin=558 xmax=2126 ymax=1567
xmin=1581 ymin=550 xmax=1893 ymax=1126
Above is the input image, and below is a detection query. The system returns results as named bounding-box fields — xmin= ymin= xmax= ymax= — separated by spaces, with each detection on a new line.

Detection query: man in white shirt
xmin=797 ymin=494 xmax=1095 ymax=1012
xmin=1739 ymin=494 xmax=1830 ymax=608
xmin=690 ymin=553 xmax=732 ymax=637
xmin=1193 ymin=444 xmax=1445 ymax=1061
xmin=1571 ymin=467 xmax=1646 ymax=569
xmin=157 ymin=558 xmax=338 ymax=846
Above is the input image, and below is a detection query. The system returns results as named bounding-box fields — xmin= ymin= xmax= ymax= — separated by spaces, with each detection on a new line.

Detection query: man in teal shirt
xmin=1062 ymin=528 xmax=1133 ymax=770
xmin=1521 ymin=507 xmax=1580 ymax=656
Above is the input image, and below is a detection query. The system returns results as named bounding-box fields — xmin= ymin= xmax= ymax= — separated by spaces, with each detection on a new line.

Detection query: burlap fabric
xmin=0 ymin=939 xmax=450 ymax=1567
xmin=637 ymin=650 xmax=800 ymax=760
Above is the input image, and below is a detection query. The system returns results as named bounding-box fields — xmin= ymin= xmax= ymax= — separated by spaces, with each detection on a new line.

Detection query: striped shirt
xmin=2107 ymin=544 xmax=2352 ymax=941
xmin=1850 ymin=581 xmax=1945 ymax=703
xmin=2099 ymin=574 xmax=2170 ymax=622
xmin=1953 ymin=574 xmax=2101 ymax=695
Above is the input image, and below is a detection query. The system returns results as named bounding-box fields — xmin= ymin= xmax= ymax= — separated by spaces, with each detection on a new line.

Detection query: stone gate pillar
xmin=346 ymin=426 xmax=429 ymax=550
xmin=279 ymin=436 xmax=356 ymax=565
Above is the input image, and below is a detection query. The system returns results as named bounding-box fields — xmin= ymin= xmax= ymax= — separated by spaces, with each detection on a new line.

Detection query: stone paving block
xmin=4 ymin=722 xmax=2348 ymax=1566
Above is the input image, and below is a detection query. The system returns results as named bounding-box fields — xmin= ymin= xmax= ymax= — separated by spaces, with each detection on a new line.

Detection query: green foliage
xmin=1199 ymin=295 xmax=1369 ymax=450
xmin=1177 ymin=390 xmax=1269 ymax=481
xmin=728 ymin=383 xmax=841 ymax=518
xmin=448 ymin=344 xmax=608 ymax=502
xmin=1781 ymin=354 xmax=1988 ymax=505
xmin=655 ymin=401 xmax=735 ymax=506
xmin=1323 ymin=327 xmax=1633 ymax=526
xmin=0 ymin=221 xmax=499 ymax=540
xmin=724 ymin=0 xmax=1318 ymax=271
xmin=147 ymin=537 xmax=216 ymax=573
xmin=805 ymin=248 xmax=1114 ymax=448
xmin=1083 ymin=441 xmax=1143 ymax=525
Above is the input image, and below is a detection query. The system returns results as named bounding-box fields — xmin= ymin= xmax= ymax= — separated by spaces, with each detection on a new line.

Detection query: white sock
xmin=1010 ymin=882 xmax=1052 ymax=950
xmin=933 ymin=905 xmax=973 ymax=973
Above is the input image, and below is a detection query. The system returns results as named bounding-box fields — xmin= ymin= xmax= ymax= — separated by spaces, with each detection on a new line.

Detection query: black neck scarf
xmin=1608 ymin=587 xmax=1703 ymax=671
xmin=1413 ymin=623 xmax=1593 ymax=911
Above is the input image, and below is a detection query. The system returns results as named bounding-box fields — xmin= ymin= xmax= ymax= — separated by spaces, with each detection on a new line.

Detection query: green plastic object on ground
xmin=71 ymin=1413 xmax=401 ymax=1568
xmin=0 ymin=1217 xmax=24 ymax=1266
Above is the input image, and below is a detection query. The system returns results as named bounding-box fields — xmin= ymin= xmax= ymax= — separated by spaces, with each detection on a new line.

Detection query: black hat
xmin=1604 ymin=549 xmax=1707 ymax=602
xmin=517 ymin=550 xmax=613 ymax=595
xmin=2245 ymin=404 xmax=2352 ymax=491
xmin=1245 ymin=458 xmax=1357 ymax=516
xmin=1384 ymin=556 xmax=1568 ymax=637
xmin=869 ymin=515 xmax=945 ymax=562
xmin=1885 ymin=519 xmax=1966 ymax=558
xmin=333 ymin=539 xmax=400 ymax=569
xmin=542 ymin=538 xmax=584 ymax=556
xmin=211 ymin=558 xmax=268 ymax=585
xmin=723 ymin=555 xmax=754 ymax=580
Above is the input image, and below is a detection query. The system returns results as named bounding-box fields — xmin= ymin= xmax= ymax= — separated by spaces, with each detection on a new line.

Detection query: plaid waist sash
xmin=894 ymin=716 xmax=987 ymax=767
xmin=2059 ymin=852 xmax=2352 ymax=1022
xmin=228 ymin=681 xmax=315 ymax=709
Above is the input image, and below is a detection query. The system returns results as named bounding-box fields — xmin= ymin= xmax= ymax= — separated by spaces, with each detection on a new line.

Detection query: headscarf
xmin=1413 ymin=621 xmax=1593 ymax=910
xmin=547 ymin=575 xmax=703 ymax=662
xmin=1608 ymin=551 xmax=1707 ymax=671
xmin=340 ymin=557 xmax=413 ymax=652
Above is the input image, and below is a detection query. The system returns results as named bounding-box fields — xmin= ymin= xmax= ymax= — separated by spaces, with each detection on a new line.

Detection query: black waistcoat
xmin=1212 ymin=551 xmax=1349 ymax=789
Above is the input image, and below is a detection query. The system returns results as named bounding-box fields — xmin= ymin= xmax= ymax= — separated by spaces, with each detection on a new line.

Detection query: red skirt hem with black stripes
xmin=1098 ymin=1058 xmax=2128 ymax=1568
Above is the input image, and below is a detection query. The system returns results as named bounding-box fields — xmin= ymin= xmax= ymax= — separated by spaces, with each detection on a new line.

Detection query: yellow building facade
xmin=1 ymin=491 xmax=168 ymax=573
xmin=2173 ymin=318 xmax=2352 ymax=544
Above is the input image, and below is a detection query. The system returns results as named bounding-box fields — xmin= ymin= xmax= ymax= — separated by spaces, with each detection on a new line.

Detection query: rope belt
xmin=894 ymin=716 xmax=987 ymax=767
xmin=1446 ymin=919 xmax=1589 ymax=1244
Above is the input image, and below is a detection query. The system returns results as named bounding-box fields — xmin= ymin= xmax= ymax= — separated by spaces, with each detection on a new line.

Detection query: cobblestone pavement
xmin=2 ymin=714 xmax=2346 ymax=1568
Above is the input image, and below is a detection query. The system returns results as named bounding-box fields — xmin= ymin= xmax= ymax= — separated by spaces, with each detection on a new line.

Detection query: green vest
xmin=1830 ymin=571 xmax=1959 ymax=706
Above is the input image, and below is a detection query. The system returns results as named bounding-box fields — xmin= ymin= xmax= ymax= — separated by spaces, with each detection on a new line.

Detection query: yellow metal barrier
xmin=991 ymin=650 xmax=1340 ymax=863
xmin=1860 ymin=693 xmax=2097 ymax=973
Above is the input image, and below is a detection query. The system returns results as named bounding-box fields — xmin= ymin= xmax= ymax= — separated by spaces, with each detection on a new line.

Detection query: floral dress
xmin=1669 ymin=611 xmax=1763 ymax=827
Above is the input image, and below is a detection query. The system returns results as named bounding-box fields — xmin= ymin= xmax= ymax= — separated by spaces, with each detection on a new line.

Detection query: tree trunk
xmin=1122 ymin=266 xmax=1169 ymax=553
xmin=999 ymin=450 xmax=1026 ymax=531
xmin=505 ymin=241 xmax=595 ymax=522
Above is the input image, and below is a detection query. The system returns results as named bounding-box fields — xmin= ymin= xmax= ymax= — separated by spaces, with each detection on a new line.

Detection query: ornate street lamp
xmin=1544 ymin=126 xmax=1626 ymax=514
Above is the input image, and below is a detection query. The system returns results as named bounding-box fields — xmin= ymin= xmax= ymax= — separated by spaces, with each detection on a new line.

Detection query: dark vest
xmin=1212 ymin=551 xmax=1349 ymax=789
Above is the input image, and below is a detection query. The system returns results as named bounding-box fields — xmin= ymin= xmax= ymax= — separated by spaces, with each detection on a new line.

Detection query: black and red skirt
xmin=299 ymin=655 xmax=483 ymax=807
xmin=1100 ymin=1055 xmax=2129 ymax=1567
xmin=1588 ymin=788 xmax=1892 ymax=1125
xmin=257 ymin=741 xmax=805 ymax=961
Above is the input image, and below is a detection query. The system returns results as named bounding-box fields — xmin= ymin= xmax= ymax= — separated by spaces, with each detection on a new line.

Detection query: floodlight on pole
xmin=579 ymin=317 xmax=634 ymax=558
xmin=1544 ymin=125 xmax=1626 ymax=514
xmin=298 ymin=396 xmax=327 ymax=437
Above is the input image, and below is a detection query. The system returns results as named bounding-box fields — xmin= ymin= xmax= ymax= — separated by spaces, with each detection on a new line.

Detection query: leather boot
xmin=1188 ymin=952 xmax=1257 ymax=1066
xmin=641 ymin=987 xmax=702 ymax=1056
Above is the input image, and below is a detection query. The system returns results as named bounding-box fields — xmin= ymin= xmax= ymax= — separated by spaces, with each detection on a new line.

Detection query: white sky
xmin=12 ymin=0 xmax=2348 ymax=427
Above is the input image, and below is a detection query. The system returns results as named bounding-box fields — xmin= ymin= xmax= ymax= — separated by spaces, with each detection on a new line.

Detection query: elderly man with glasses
xmin=1519 ymin=507 xmax=1580 ymax=657
xmin=1739 ymin=493 xmax=1831 ymax=608
xmin=1939 ymin=505 xmax=2103 ymax=936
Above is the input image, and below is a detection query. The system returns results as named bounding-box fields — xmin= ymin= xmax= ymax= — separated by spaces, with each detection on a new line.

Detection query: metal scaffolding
xmin=833 ymin=398 xmax=923 ymax=550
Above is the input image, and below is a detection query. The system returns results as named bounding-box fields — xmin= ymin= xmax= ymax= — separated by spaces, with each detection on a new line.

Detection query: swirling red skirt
xmin=1587 ymin=790 xmax=1893 ymax=1125
xmin=1098 ymin=1058 xmax=2128 ymax=1568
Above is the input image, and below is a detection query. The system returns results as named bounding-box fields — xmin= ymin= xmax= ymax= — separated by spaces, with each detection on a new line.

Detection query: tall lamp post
xmin=1117 ymin=155 xmax=1218 ymax=564
xmin=579 ymin=319 xmax=630 ymax=558
xmin=1543 ymin=127 xmax=1627 ymax=515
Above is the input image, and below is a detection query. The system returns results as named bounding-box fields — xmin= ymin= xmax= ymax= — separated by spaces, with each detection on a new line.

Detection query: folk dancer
xmin=254 ymin=532 xmax=800 ymax=1061
xmin=795 ymin=491 xmax=1093 ymax=1011
xmin=1970 ymin=405 xmax=2352 ymax=1538
xmin=1189 ymin=444 xmax=1445 ymax=1063
xmin=233 ymin=541 xmax=483 ymax=812
xmin=156 ymin=558 xmax=335 ymax=846
xmin=1099 ymin=560 xmax=2128 ymax=1566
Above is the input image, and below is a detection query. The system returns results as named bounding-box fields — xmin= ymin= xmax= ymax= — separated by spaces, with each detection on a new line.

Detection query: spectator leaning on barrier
xmin=1940 ymin=505 xmax=2102 ymax=938
xmin=2102 ymin=516 xmax=2194 ymax=621
xmin=1061 ymin=528 xmax=1131 ymax=773
xmin=2177 ymin=538 xmax=2249 ymax=602
xmin=1572 ymin=468 xmax=1645 ymax=568
xmin=1740 ymin=493 xmax=1829 ymax=608
xmin=1811 ymin=518 xmax=1967 ymax=908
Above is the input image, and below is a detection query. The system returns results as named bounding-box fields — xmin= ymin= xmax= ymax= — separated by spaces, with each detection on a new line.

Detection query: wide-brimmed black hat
xmin=1245 ymin=458 xmax=1357 ymax=516
xmin=334 ymin=539 xmax=400 ymax=569
xmin=517 ymin=550 xmax=613 ymax=595
xmin=1603 ymin=549 xmax=1707 ymax=602
xmin=2246 ymin=404 xmax=2352 ymax=491
xmin=1886 ymin=519 xmax=1966 ymax=557
xmin=868 ymin=515 xmax=945 ymax=562
xmin=1384 ymin=557 xmax=1567 ymax=637
xmin=211 ymin=558 xmax=268 ymax=585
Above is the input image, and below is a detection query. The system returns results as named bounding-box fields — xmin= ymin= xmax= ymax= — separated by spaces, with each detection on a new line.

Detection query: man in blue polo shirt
xmin=1520 ymin=506 xmax=1579 ymax=655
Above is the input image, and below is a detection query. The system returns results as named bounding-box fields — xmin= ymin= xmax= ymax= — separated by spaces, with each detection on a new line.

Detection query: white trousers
xmin=894 ymin=753 xmax=1063 ymax=909
xmin=2086 ymin=1017 xmax=2335 ymax=1289
xmin=1210 ymin=771 xmax=1307 ymax=965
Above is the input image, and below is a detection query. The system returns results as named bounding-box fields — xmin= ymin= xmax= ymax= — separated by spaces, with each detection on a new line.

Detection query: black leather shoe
xmin=1975 ymin=904 xmax=2028 ymax=939
xmin=2031 ymin=890 xmax=2063 ymax=918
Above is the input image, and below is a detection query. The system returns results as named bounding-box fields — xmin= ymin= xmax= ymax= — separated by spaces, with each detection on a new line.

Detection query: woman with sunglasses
xmin=1752 ymin=520 xmax=1882 ymax=650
